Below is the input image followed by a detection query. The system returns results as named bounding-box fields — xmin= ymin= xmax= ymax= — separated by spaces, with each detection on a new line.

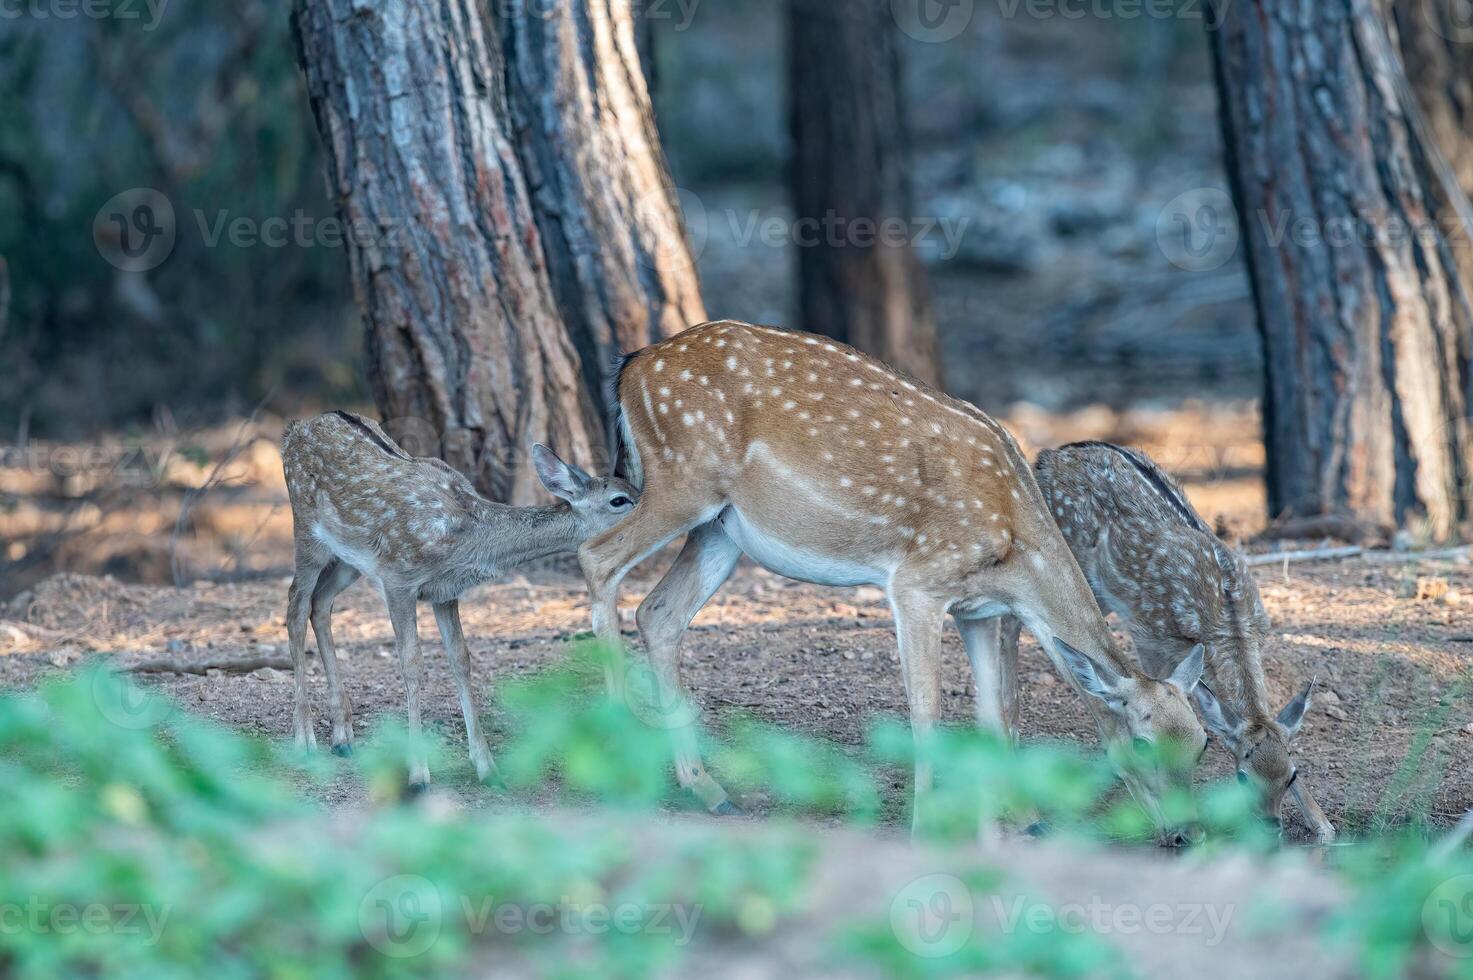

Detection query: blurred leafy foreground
xmin=0 ymin=644 xmax=1468 ymax=979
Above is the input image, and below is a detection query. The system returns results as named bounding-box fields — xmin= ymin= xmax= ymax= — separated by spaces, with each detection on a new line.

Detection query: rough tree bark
xmin=1387 ymin=0 xmax=1473 ymax=289
xmin=500 ymin=0 xmax=704 ymax=416
xmin=788 ymin=0 xmax=939 ymax=387
xmin=292 ymin=0 xmax=702 ymax=501
xmin=1210 ymin=0 xmax=1473 ymax=538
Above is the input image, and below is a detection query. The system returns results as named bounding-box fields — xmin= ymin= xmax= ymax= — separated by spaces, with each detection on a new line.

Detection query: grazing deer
xmin=580 ymin=321 xmax=1209 ymax=843
xmin=1022 ymin=441 xmax=1334 ymax=841
xmin=281 ymin=411 xmax=638 ymax=791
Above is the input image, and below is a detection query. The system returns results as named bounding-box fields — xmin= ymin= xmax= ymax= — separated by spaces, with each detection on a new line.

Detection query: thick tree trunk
xmin=500 ymin=0 xmax=704 ymax=418
xmin=1387 ymin=0 xmax=1473 ymax=290
xmin=294 ymin=0 xmax=702 ymax=500
xmin=788 ymin=0 xmax=939 ymax=387
xmin=1210 ymin=1 xmax=1473 ymax=539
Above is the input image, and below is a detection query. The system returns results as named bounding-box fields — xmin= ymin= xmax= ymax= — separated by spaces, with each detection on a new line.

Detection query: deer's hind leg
xmin=633 ymin=520 xmax=742 ymax=814
xmin=287 ymin=546 xmax=330 ymax=751
xmin=310 ymin=559 xmax=361 ymax=755
xmin=385 ymin=589 xmax=431 ymax=792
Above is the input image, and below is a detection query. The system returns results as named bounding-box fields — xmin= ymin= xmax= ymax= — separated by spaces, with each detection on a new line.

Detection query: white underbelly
xmin=718 ymin=508 xmax=884 ymax=588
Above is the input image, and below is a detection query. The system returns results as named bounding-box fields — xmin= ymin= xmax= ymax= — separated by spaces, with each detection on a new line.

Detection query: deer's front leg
xmin=1291 ymin=778 xmax=1336 ymax=843
xmin=386 ymin=590 xmax=430 ymax=792
xmin=433 ymin=599 xmax=499 ymax=785
xmin=890 ymin=587 xmax=947 ymax=839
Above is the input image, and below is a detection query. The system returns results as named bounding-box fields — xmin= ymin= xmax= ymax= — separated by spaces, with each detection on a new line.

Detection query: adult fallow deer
xmin=1026 ymin=441 xmax=1334 ymax=841
xmin=282 ymin=411 xmax=638 ymax=791
xmin=579 ymin=321 xmax=1209 ymax=843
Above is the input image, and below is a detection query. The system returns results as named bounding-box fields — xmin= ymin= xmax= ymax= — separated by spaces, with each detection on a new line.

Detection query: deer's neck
xmin=465 ymin=503 xmax=583 ymax=575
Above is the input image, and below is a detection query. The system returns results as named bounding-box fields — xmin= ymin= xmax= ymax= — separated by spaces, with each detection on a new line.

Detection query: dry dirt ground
xmin=1 ymin=407 xmax=1470 ymax=840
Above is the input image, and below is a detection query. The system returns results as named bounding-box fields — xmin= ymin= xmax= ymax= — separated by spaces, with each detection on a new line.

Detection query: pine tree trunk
xmin=292 ymin=0 xmax=702 ymax=501
xmin=500 ymin=0 xmax=703 ymax=416
xmin=1387 ymin=0 xmax=1473 ymax=290
xmin=1210 ymin=0 xmax=1473 ymax=539
xmin=788 ymin=0 xmax=939 ymax=387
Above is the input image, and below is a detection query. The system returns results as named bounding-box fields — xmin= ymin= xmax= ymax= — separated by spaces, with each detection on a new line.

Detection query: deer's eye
xmin=1132 ymin=737 xmax=1151 ymax=753
xmin=609 ymin=495 xmax=633 ymax=509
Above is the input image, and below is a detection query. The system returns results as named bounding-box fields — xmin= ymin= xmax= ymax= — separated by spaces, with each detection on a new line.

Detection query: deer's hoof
xmin=331 ymin=743 xmax=353 ymax=758
xmin=405 ymin=780 xmax=430 ymax=800
xmin=712 ymin=798 xmax=746 ymax=817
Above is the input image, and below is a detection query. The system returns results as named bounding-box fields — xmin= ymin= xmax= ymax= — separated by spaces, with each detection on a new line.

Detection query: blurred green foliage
xmin=0 ymin=650 xmax=1468 ymax=978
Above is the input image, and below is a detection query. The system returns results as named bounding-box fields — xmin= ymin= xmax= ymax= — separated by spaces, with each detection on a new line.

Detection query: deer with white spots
xmin=281 ymin=411 xmax=638 ymax=792
xmin=1021 ymin=441 xmax=1334 ymax=841
xmin=581 ymin=321 xmax=1209 ymax=843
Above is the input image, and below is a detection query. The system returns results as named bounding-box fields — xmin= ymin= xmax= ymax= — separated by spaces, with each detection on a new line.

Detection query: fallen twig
xmin=126 ymin=654 xmax=293 ymax=675
xmin=1246 ymin=545 xmax=1473 ymax=568
xmin=1245 ymin=546 xmax=1364 ymax=567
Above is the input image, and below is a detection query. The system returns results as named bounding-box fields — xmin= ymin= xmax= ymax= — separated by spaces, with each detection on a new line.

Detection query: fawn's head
xmin=532 ymin=444 xmax=639 ymax=535
xmin=1056 ymin=639 xmax=1209 ymax=846
xmin=1193 ymin=677 xmax=1313 ymax=834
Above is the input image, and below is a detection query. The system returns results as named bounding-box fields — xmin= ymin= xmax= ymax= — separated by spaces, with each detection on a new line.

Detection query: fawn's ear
xmin=532 ymin=444 xmax=591 ymax=501
xmin=1192 ymin=680 xmax=1244 ymax=745
xmin=1276 ymin=677 xmax=1315 ymax=738
xmin=1054 ymin=638 xmax=1124 ymax=702
xmin=1167 ymin=644 xmax=1207 ymax=694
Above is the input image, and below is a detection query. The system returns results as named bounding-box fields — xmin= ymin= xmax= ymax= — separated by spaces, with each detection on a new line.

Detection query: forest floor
xmin=2 ymin=407 xmax=1470 ymax=840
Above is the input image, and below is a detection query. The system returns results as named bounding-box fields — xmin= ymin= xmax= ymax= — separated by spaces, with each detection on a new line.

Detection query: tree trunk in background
xmin=788 ymin=0 xmax=939 ymax=387
xmin=293 ymin=0 xmax=702 ymax=501
xmin=1210 ymin=1 xmax=1473 ymax=539
xmin=500 ymin=0 xmax=704 ymax=418
xmin=292 ymin=0 xmax=597 ymax=503
xmin=1387 ymin=0 xmax=1473 ymax=290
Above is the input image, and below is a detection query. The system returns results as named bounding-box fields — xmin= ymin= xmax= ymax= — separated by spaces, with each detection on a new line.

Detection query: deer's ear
xmin=1192 ymin=681 xmax=1244 ymax=745
xmin=1167 ymin=644 xmax=1206 ymax=693
xmin=1054 ymin=638 xmax=1124 ymax=702
xmin=532 ymin=444 xmax=590 ymax=501
xmin=1276 ymin=677 xmax=1315 ymax=738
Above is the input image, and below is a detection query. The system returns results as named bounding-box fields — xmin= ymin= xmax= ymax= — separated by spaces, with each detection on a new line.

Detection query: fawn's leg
xmin=889 ymin=584 xmax=947 ymax=839
xmin=433 ymin=599 xmax=499 ymax=784
xmin=385 ymin=590 xmax=431 ymax=792
xmin=310 ymin=560 xmax=361 ymax=755
xmin=287 ymin=551 xmax=328 ymax=751
xmin=634 ymin=521 xmax=742 ymax=814
xmin=579 ymin=491 xmax=720 ymax=696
